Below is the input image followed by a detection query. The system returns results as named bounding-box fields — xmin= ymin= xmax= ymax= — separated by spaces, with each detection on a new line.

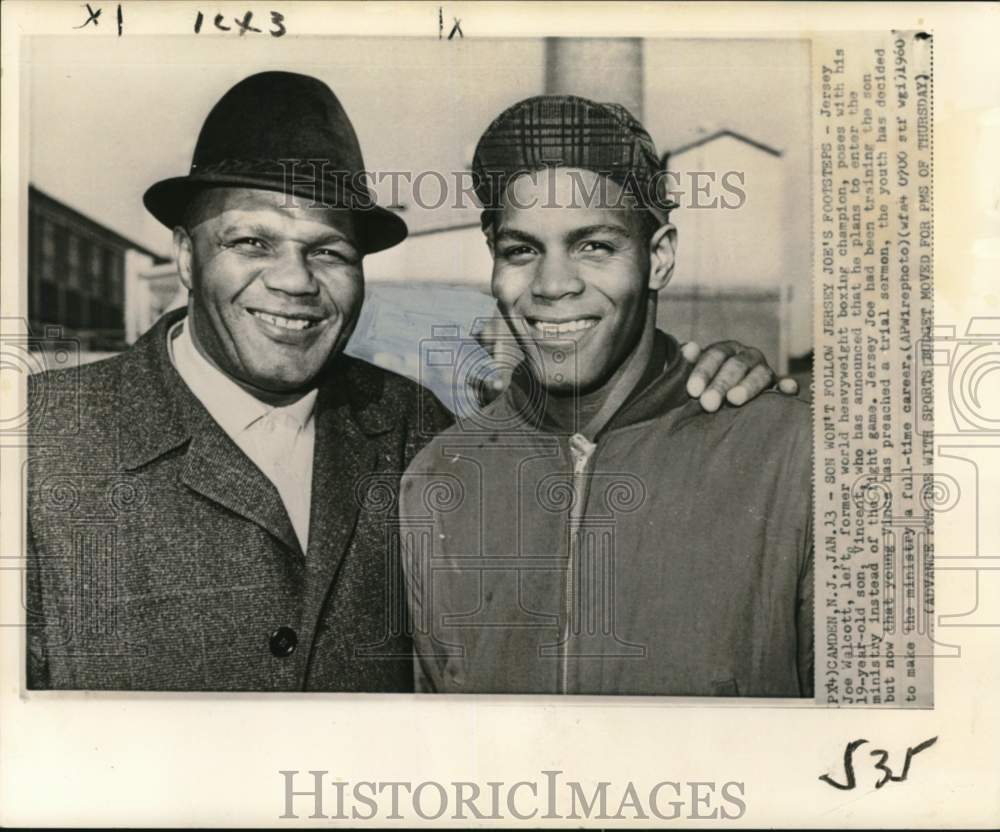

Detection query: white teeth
xmin=251 ymin=310 xmax=317 ymax=331
xmin=530 ymin=319 xmax=597 ymax=337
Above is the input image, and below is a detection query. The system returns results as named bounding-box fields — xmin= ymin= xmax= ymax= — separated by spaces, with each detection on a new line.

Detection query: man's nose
xmin=261 ymin=248 xmax=320 ymax=295
xmin=531 ymin=253 xmax=584 ymax=301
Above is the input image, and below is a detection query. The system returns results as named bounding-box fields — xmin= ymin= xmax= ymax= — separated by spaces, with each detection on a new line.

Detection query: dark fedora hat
xmin=143 ymin=71 xmax=406 ymax=254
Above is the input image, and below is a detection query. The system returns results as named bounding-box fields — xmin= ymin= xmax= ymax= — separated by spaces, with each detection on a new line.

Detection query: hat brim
xmin=143 ymin=174 xmax=408 ymax=255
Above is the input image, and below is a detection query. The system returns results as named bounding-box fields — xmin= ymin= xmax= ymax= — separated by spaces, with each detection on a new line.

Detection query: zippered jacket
xmin=400 ymin=331 xmax=814 ymax=697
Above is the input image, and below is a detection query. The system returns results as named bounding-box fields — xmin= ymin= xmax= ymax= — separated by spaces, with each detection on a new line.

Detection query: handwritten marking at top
xmin=73 ymin=3 xmax=124 ymax=36
xmin=73 ymin=3 xmax=102 ymax=29
xmin=193 ymin=10 xmax=287 ymax=37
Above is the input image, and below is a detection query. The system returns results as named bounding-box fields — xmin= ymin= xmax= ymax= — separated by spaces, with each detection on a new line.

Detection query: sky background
xmin=26 ymin=34 xmax=810 ymax=257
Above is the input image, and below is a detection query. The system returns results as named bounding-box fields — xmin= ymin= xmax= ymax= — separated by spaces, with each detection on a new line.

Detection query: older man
xmin=27 ymin=74 xmax=789 ymax=691
xmin=401 ymin=96 xmax=814 ymax=697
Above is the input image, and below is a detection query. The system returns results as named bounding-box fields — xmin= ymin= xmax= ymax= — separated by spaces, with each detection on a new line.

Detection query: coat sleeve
xmin=397 ymin=381 xmax=454 ymax=692
xmin=398 ymin=452 xmax=446 ymax=694
xmin=413 ymin=649 xmax=438 ymax=693
xmin=25 ymin=513 xmax=52 ymax=689
xmin=403 ymin=384 xmax=455 ymax=467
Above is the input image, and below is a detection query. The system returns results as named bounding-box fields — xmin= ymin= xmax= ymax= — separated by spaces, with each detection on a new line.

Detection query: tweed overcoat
xmin=26 ymin=309 xmax=452 ymax=691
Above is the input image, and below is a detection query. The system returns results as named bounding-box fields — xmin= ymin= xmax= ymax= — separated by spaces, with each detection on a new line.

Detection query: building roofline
xmin=28 ymin=184 xmax=167 ymax=261
xmin=663 ymin=129 xmax=783 ymax=163
xmin=406 ymin=220 xmax=482 ymax=239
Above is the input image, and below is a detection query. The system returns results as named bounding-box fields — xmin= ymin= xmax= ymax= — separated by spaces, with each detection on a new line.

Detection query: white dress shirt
xmin=168 ymin=320 xmax=317 ymax=551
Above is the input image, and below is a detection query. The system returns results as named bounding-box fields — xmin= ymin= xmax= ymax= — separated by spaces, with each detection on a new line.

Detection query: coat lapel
xmin=116 ymin=309 xmax=302 ymax=557
xmin=181 ymin=406 xmax=303 ymax=557
xmin=298 ymin=359 xmax=397 ymax=654
xmin=116 ymin=311 xmax=400 ymax=645
xmin=300 ymin=385 xmax=376 ymax=617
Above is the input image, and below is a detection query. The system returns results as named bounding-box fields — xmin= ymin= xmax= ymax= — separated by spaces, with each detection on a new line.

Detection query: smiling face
xmin=489 ymin=168 xmax=675 ymax=396
xmin=174 ymin=187 xmax=364 ymax=399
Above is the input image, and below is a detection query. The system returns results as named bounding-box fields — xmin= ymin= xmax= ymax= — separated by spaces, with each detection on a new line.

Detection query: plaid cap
xmin=472 ymin=94 xmax=677 ymax=229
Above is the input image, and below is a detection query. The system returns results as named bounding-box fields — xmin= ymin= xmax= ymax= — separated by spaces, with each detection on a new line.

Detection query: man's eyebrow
xmin=493 ymin=223 xmax=632 ymax=249
xmin=218 ymin=222 xmax=277 ymax=239
xmin=564 ymin=223 xmax=632 ymax=245
xmin=310 ymin=231 xmax=357 ymax=250
xmin=493 ymin=227 xmax=545 ymax=248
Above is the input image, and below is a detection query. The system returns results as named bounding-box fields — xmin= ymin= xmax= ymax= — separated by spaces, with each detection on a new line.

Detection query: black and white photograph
xmin=2 ymin=2 xmax=997 ymax=828
xmin=23 ymin=32 xmax=815 ymax=696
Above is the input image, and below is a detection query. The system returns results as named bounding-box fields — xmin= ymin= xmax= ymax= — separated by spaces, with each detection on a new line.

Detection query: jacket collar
xmin=170 ymin=317 xmax=317 ymax=436
xmin=117 ymin=308 xmax=395 ymax=472
xmin=602 ymin=330 xmax=699 ymax=434
xmin=117 ymin=308 xmax=195 ymax=471
xmin=115 ymin=309 xmax=397 ymax=557
xmin=500 ymin=330 xmax=698 ymax=438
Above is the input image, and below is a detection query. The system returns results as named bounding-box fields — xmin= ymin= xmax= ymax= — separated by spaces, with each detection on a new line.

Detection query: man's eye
xmin=312 ymin=248 xmax=353 ymax=263
xmin=501 ymin=245 xmax=535 ymax=259
xmin=229 ymin=237 xmax=268 ymax=251
xmin=580 ymin=240 xmax=614 ymax=253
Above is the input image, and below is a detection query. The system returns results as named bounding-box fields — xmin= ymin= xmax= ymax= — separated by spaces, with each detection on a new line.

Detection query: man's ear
xmin=483 ymin=223 xmax=496 ymax=258
xmin=648 ymin=223 xmax=677 ymax=292
xmin=173 ymin=226 xmax=195 ymax=291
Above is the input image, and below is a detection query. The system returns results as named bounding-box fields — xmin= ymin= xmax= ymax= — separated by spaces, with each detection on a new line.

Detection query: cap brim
xmin=143 ymin=175 xmax=408 ymax=255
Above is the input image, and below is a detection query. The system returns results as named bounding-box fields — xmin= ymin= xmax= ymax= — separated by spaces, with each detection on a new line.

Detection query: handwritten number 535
xmin=820 ymin=737 xmax=938 ymax=790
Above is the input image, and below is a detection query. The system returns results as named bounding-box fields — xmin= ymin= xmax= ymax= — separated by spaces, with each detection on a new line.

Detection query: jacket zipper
xmin=561 ymin=432 xmax=597 ymax=693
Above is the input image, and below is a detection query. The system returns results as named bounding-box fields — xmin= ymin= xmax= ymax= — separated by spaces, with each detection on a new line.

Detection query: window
xmin=109 ymin=252 xmax=124 ymax=305
xmin=40 ymin=219 xmax=56 ymax=282
xmin=102 ymin=248 xmax=117 ymax=298
xmin=78 ymin=238 xmax=93 ymax=294
xmin=90 ymin=242 xmax=103 ymax=282
xmin=53 ymin=224 xmax=69 ymax=285
xmin=66 ymin=234 xmax=81 ymax=289
xmin=64 ymin=288 xmax=83 ymax=329
xmin=39 ymin=282 xmax=61 ymax=325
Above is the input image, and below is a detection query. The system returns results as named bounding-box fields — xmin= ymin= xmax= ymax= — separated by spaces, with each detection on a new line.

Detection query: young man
xmin=401 ymin=96 xmax=814 ymax=697
xmin=27 ymin=75 xmax=789 ymax=691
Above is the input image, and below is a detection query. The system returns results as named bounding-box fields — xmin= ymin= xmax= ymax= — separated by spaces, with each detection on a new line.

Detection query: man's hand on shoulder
xmin=682 ymin=340 xmax=799 ymax=413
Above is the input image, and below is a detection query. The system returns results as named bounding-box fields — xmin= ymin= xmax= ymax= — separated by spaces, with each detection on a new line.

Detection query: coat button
xmin=269 ymin=626 xmax=297 ymax=657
